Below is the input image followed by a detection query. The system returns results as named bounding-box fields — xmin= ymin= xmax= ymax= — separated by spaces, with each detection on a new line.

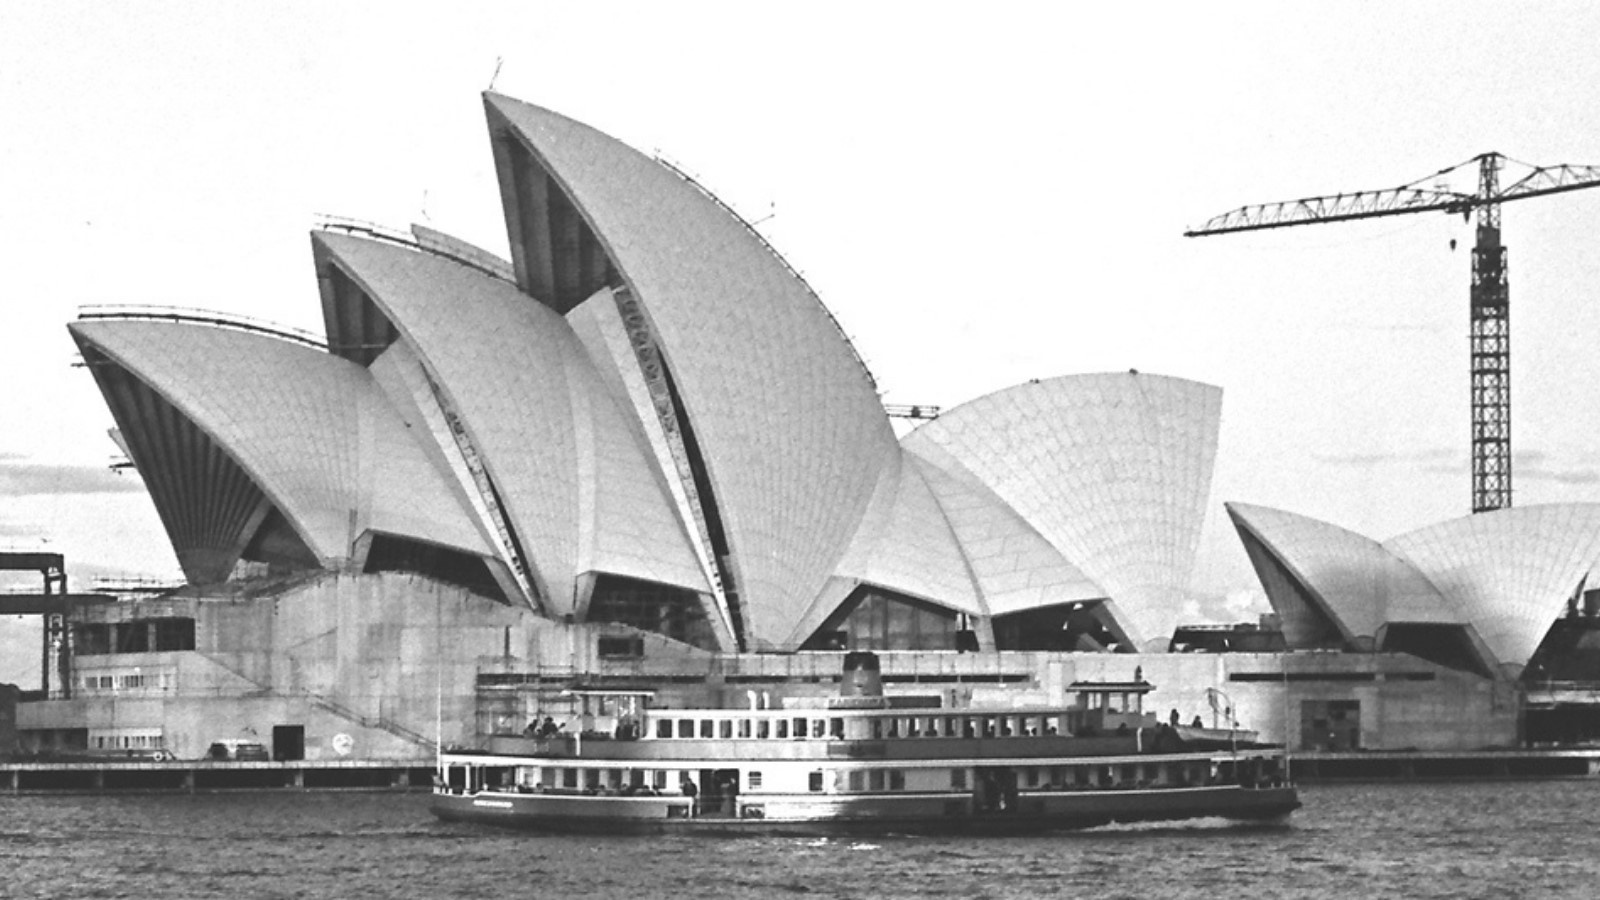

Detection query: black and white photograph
xmin=4 ymin=3 xmax=1600 ymax=897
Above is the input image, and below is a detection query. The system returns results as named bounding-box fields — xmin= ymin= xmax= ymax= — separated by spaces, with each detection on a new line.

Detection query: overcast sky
xmin=6 ymin=2 xmax=1600 ymax=640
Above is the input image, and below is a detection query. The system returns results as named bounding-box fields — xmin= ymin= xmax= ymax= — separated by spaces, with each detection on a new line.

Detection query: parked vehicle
xmin=205 ymin=740 xmax=270 ymax=761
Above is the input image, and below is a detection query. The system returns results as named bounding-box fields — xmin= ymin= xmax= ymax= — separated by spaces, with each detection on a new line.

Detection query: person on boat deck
xmin=536 ymin=717 xmax=559 ymax=738
xmin=1191 ymin=715 xmax=1204 ymax=728
xmin=680 ymin=775 xmax=698 ymax=813
xmin=1170 ymin=709 xmax=1180 ymax=727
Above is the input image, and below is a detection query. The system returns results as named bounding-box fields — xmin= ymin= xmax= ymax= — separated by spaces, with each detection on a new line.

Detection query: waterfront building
xmin=1225 ymin=502 xmax=1600 ymax=746
xmin=8 ymin=94 xmax=1596 ymax=763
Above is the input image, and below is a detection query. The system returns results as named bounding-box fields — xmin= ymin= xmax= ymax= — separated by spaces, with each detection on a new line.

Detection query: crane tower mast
xmin=1186 ymin=153 xmax=1600 ymax=513
xmin=1470 ymin=156 xmax=1510 ymax=512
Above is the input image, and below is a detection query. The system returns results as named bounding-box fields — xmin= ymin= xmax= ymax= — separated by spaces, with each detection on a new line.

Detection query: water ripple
xmin=3 ymin=783 xmax=1600 ymax=898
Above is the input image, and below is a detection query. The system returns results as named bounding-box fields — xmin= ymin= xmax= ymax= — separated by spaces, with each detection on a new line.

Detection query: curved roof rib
xmin=314 ymin=232 xmax=710 ymax=618
xmin=485 ymin=94 xmax=900 ymax=646
xmin=1386 ymin=504 xmax=1600 ymax=674
xmin=903 ymin=373 xmax=1220 ymax=649
xmin=565 ymin=289 xmax=736 ymax=644
xmin=320 ymin=260 xmax=400 ymax=367
xmin=71 ymin=340 xmax=282 ymax=583
xmin=68 ymin=319 xmax=490 ymax=580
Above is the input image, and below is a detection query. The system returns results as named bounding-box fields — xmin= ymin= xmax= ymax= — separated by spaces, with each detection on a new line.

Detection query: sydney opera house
xmin=12 ymin=93 xmax=1600 ymax=762
xmin=1224 ymin=501 xmax=1600 ymax=744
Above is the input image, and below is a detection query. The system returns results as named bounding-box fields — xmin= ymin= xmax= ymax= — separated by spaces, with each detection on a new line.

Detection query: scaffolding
xmin=0 ymin=552 xmax=117 ymax=699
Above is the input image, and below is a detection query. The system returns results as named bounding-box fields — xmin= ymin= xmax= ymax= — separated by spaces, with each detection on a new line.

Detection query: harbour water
xmin=5 ymin=781 xmax=1599 ymax=899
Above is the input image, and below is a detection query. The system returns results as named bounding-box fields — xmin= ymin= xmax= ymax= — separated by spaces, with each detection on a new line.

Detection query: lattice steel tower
xmin=1186 ymin=152 xmax=1600 ymax=513
xmin=1470 ymin=156 xmax=1510 ymax=511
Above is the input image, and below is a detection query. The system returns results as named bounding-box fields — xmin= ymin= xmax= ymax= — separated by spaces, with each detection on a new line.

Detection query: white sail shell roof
xmin=314 ymin=233 xmax=710 ymax=612
xmin=68 ymin=319 xmax=490 ymax=564
xmin=1385 ymin=504 xmax=1600 ymax=669
xmin=823 ymin=458 xmax=984 ymax=618
xmin=1226 ymin=502 xmax=1459 ymax=645
xmin=902 ymin=373 xmax=1220 ymax=648
xmin=485 ymin=94 xmax=900 ymax=644
xmin=69 ymin=94 xmax=1245 ymax=655
xmin=908 ymin=453 xmax=1106 ymax=617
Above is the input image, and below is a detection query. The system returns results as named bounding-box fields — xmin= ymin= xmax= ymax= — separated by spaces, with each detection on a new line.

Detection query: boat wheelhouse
xmin=432 ymin=653 xmax=1298 ymax=834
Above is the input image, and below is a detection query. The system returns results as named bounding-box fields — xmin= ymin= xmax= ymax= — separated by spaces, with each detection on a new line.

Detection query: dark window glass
xmin=802 ymin=587 xmax=959 ymax=651
xmin=114 ymin=623 xmax=149 ymax=654
xmin=598 ymin=636 xmax=644 ymax=659
xmin=152 ymin=618 xmax=196 ymax=652
xmin=363 ymin=534 xmax=507 ymax=602
xmin=587 ymin=574 xmax=717 ymax=650
xmin=74 ymin=623 xmax=111 ymax=656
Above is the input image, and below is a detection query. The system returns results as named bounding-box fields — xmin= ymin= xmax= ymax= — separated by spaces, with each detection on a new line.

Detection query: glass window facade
xmin=586 ymin=574 xmax=716 ymax=650
xmin=803 ymin=587 xmax=958 ymax=651
xmin=363 ymin=534 xmax=508 ymax=602
xmin=74 ymin=618 xmax=196 ymax=656
xmin=992 ymin=601 xmax=1124 ymax=652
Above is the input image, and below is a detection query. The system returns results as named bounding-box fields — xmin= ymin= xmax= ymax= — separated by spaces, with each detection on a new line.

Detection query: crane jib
xmin=1186 ymin=157 xmax=1600 ymax=237
xmin=1183 ymin=153 xmax=1600 ymax=515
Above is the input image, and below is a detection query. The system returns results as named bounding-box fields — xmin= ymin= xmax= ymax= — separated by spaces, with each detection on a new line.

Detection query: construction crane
xmin=1186 ymin=152 xmax=1600 ymax=513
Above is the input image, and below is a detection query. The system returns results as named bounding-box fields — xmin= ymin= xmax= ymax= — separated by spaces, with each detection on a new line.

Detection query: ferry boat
xmin=431 ymin=653 xmax=1299 ymax=835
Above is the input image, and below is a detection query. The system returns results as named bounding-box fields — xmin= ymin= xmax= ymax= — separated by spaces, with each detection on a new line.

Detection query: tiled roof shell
xmin=68 ymin=319 xmax=491 ymax=570
xmin=70 ymin=94 xmax=1239 ymax=656
xmin=902 ymin=373 xmax=1221 ymax=648
xmin=1386 ymin=504 xmax=1600 ymax=668
xmin=314 ymin=233 xmax=710 ymax=613
xmin=484 ymin=94 xmax=901 ymax=645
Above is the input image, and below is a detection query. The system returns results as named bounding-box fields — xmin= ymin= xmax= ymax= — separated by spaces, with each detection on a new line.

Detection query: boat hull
xmin=430 ymin=784 xmax=1300 ymax=836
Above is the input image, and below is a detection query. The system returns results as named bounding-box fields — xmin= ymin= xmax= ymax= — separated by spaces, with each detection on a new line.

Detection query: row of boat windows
xmin=459 ymin=760 xmax=1224 ymax=795
xmin=650 ymin=713 xmax=1073 ymax=741
xmin=654 ymin=717 xmax=845 ymax=740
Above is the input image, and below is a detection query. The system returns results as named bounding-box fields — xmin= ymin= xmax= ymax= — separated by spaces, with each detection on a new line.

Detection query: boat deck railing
xmin=478 ymin=649 xmax=1057 ymax=687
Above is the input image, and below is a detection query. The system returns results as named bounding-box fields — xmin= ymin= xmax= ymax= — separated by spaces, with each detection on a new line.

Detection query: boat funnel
xmin=840 ymin=651 xmax=883 ymax=699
